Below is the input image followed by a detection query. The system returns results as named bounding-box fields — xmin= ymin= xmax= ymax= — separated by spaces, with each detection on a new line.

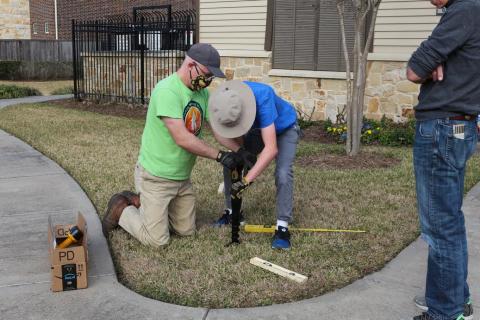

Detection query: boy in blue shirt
xmin=209 ymin=80 xmax=299 ymax=249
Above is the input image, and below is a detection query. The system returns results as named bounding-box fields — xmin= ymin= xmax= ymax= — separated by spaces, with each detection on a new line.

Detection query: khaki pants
xmin=119 ymin=163 xmax=196 ymax=247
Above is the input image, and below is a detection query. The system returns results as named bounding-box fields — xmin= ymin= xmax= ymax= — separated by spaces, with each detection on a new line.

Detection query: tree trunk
xmin=339 ymin=0 xmax=381 ymax=156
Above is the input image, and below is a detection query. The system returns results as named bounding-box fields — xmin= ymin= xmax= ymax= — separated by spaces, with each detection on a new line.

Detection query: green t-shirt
xmin=138 ymin=73 xmax=209 ymax=180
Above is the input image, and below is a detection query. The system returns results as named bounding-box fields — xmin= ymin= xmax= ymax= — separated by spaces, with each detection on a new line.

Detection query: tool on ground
xmin=226 ymin=164 xmax=244 ymax=246
xmin=57 ymin=225 xmax=83 ymax=249
xmin=250 ymin=257 xmax=308 ymax=283
xmin=244 ymin=224 xmax=366 ymax=234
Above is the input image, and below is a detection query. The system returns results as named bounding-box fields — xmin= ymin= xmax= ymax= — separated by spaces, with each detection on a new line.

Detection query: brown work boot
xmin=120 ymin=190 xmax=140 ymax=208
xmin=102 ymin=194 xmax=129 ymax=237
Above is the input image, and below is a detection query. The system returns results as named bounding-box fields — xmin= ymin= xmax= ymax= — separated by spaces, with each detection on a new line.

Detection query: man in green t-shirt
xmin=102 ymin=43 xmax=242 ymax=247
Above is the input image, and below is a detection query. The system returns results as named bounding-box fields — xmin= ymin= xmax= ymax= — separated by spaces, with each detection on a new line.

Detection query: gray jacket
xmin=408 ymin=0 xmax=480 ymax=120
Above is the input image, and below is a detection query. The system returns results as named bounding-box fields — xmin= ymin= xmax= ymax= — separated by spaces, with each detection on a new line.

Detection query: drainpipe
xmin=54 ymin=0 xmax=58 ymax=40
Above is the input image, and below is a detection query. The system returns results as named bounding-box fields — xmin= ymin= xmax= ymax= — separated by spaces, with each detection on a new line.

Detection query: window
xmin=271 ymin=0 xmax=361 ymax=72
xmin=45 ymin=22 xmax=49 ymax=34
xmin=32 ymin=23 xmax=38 ymax=34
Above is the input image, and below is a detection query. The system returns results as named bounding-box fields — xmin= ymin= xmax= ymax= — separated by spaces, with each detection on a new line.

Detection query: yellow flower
xmin=332 ymin=128 xmax=337 ymax=132
xmin=367 ymin=130 xmax=372 ymax=135
xmin=343 ymin=126 xmax=347 ymax=130
xmin=327 ymin=127 xmax=332 ymax=132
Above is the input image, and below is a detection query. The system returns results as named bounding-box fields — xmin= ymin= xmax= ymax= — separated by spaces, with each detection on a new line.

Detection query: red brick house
xmin=29 ymin=0 xmax=196 ymax=40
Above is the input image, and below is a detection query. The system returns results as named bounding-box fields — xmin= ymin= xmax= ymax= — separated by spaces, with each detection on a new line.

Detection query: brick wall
xmin=29 ymin=0 xmax=55 ymax=40
xmin=28 ymin=0 xmax=195 ymax=40
xmin=57 ymin=0 xmax=196 ymax=40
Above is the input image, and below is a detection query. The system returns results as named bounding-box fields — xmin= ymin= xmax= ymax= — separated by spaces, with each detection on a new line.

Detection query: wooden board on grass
xmin=249 ymin=257 xmax=308 ymax=283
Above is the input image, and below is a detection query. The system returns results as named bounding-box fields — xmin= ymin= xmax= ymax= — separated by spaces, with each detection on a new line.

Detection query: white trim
xmin=219 ymin=50 xmax=271 ymax=58
xmin=269 ymin=69 xmax=347 ymax=80
xmin=54 ymin=0 xmax=58 ymax=40
xmin=368 ymin=52 xmax=411 ymax=62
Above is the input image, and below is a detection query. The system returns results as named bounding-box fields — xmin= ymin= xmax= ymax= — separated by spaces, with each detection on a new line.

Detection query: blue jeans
xmin=223 ymin=124 xmax=300 ymax=222
xmin=414 ymin=118 xmax=478 ymax=319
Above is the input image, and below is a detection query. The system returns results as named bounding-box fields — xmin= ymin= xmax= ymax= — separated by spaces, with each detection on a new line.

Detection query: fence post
xmin=140 ymin=17 xmax=145 ymax=104
xmin=72 ymin=19 xmax=78 ymax=100
xmin=95 ymin=20 xmax=99 ymax=52
xmin=186 ymin=16 xmax=191 ymax=49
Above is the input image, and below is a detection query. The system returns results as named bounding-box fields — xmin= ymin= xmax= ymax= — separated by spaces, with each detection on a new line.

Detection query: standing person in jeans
xmin=406 ymin=0 xmax=480 ymax=319
xmin=209 ymin=80 xmax=300 ymax=250
xmin=102 ymin=43 xmax=243 ymax=247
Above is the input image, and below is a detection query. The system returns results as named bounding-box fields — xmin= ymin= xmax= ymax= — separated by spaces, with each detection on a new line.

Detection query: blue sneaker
xmin=213 ymin=209 xmax=245 ymax=227
xmin=271 ymin=227 xmax=291 ymax=250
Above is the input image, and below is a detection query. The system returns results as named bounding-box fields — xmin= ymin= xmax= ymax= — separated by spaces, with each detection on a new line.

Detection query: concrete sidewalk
xmin=0 ymin=109 xmax=478 ymax=319
xmin=0 ymin=94 xmax=73 ymax=109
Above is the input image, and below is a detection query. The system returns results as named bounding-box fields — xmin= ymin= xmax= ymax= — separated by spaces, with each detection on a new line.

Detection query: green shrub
xmin=50 ymin=86 xmax=74 ymax=95
xmin=0 ymin=84 xmax=41 ymax=99
xmin=377 ymin=116 xmax=416 ymax=146
xmin=0 ymin=61 xmax=22 ymax=80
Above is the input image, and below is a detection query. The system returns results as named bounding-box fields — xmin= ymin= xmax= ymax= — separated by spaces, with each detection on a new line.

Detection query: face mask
xmin=190 ymin=65 xmax=214 ymax=91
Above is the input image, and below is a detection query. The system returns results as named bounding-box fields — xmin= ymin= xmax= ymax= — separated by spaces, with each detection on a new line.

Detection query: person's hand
xmin=216 ymin=151 xmax=243 ymax=170
xmin=431 ymin=65 xmax=444 ymax=81
xmin=236 ymin=146 xmax=257 ymax=170
xmin=231 ymin=177 xmax=251 ymax=199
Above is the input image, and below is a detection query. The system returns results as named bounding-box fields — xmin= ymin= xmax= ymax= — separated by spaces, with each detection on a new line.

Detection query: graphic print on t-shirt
xmin=183 ymin=101 xmax=203 ymax=136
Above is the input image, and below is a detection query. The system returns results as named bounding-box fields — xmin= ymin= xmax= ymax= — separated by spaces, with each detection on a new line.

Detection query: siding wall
xmin=0 ymin=0 xmax=31 ymax=39
xmin=199 ymin=0 xmax=269 ymax=57
xmin=374 ymin=0 xmax=441 ymax=55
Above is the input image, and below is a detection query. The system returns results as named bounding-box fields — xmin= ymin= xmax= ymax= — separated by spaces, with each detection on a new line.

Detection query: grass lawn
xmin=1 ymin=103 xmax=479 ymax=308
xmin=0 ymin=80 xmax=73 ymax=96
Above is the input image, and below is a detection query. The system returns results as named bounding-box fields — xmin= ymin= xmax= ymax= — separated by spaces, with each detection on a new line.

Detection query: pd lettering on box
xmin=48 ymin=213 xmax=88 ymax=292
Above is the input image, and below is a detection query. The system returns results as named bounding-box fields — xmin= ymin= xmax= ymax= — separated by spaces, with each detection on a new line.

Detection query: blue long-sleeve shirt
xmin=408 ymin=0 xmax=480 ymax=120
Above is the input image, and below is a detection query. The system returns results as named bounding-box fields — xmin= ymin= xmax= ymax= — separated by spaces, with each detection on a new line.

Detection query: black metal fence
xmin=72 ymin=8 xmax=196 ymax=104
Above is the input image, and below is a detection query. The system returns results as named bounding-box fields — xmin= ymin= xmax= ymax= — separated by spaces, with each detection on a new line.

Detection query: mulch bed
xmin=49 ymin=99 xmax=401 ymax=170
xmin=295 ymin=152 xmax=400 ymax=169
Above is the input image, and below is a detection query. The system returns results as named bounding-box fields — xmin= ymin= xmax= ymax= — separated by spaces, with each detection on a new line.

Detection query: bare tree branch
xmin=336 ymin=0 xmax=352 ymax=107
xmin=363 ymin=2 xmax=380 ymax=56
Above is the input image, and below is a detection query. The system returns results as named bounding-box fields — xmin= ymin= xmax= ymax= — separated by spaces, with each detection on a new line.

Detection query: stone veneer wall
xmin=0 ymin=0 xmax=30 ymax=39
xmin=215 ymin=56 xmax=420 ymax=122
xmin=82 ymin=52 xmax=420 ymax=119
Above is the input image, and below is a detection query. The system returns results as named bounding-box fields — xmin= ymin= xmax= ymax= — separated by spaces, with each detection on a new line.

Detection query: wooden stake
xmin=249 ymin=257 xmax=308 ymax=283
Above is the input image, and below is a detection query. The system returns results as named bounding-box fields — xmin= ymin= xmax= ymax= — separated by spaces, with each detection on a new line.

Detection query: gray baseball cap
xmin=187 ymin=43 xmax=226 ymax=78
